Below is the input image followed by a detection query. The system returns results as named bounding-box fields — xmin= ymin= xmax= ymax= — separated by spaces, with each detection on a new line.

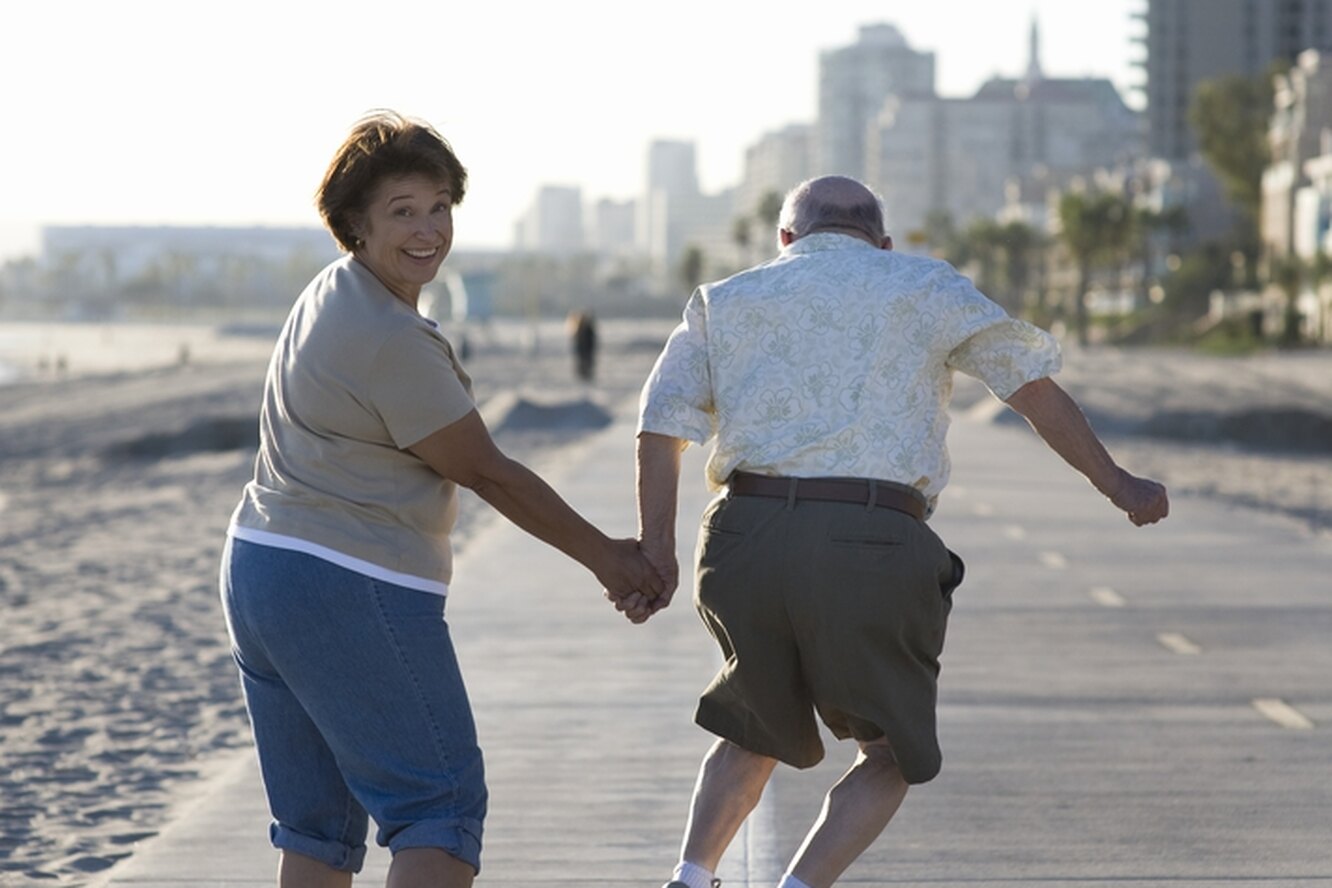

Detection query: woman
xmin=220 ymin=111 xmax=661 ymax=888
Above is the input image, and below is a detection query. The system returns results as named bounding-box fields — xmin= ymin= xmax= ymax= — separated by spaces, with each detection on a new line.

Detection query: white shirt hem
xmin=227 ymin=525 xmax=449 ymax=597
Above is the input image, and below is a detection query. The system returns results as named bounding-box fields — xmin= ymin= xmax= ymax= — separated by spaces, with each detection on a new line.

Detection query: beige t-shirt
xmin=229 ymin=255 xmax=475 ymax=593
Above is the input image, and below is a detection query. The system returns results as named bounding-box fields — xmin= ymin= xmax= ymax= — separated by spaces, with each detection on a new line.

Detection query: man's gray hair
xmin=778 ymin=176 xmax=887 ymax=242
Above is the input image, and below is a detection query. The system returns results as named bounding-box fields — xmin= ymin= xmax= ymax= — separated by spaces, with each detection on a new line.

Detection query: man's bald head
xmin=778 ymin=175 xmax=888 ymax=247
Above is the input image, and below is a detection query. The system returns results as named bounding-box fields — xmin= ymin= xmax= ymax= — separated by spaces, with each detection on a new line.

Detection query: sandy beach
xmin=0 ymin=317 xmax=1329 ymax=884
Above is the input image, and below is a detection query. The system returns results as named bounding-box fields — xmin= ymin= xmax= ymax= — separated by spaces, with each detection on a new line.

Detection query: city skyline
xmin=0 ymin=0 xmax=1141 ymax=261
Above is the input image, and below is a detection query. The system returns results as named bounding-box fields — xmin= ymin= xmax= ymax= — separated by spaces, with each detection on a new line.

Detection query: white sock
xmin=777 ymin=875 xmax=814 ymax=888
xmin=671 ymin=860 xmax=717 ymax=888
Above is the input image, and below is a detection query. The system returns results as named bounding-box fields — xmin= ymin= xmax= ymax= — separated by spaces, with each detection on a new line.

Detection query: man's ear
xmin=881 ymin=235 xmax=894 ymax=251
xmin=779 ymin=229 xmax=795 ymax=247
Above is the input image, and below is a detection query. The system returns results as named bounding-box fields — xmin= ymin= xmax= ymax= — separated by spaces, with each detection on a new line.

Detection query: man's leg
xmin=782 ymin=738 xmax=908 ymax=888
xmin=670 ymin=738 xmax=779 ymax=883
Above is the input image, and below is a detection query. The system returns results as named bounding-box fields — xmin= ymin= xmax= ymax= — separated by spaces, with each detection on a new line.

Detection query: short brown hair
xmin=316 ymin=110 xmax=468 ymax=252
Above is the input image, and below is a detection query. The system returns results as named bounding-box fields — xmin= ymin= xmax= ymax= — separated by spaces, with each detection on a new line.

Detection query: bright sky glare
xmin=0 ymin=0 xmax=1142 ymax=260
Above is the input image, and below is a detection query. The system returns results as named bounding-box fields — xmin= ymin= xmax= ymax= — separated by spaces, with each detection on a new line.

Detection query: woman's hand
xmin=596 ymin=539 xmax=668 ymax=624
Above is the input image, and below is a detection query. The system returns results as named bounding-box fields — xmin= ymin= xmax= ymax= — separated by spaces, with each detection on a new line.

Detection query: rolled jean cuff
xmin=385 ymin=817 xmax=484 ymax=873
xmin=271 ymin=822 xmax=367 ymax=873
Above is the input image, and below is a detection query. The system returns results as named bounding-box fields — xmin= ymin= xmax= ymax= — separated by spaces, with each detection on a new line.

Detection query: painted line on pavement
xmin=1038 ymin=550 xmax=1068 ymax=570
xmin=1157 ymin=632 xmax=1201 ymax=655
xmin=1089 ymin=586 xmax=1126 ymax=607
xmin=1252 ymin=698 xmax=1315 ymax=730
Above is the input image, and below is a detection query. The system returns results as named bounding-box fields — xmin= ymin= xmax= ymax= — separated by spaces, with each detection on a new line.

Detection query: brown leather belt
xmin=728 ymin=471 xmax=925 ymax=521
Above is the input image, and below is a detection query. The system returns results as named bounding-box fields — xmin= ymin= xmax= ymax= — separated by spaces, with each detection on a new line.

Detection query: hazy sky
xmin=0 ymin=0 xmax=1141 ymax=260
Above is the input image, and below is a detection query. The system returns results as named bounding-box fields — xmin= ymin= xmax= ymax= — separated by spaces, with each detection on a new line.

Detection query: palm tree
xmin=1190 ymin=73 xmax=1273 ymax=257
xmin=1269 ymin=254 xmax=1304 ymax=346
xmin=678 ymin=245 xmax=706 ymax=292
xmin=998 ymin=221 xmax=1042 ymax=318
xmin=960 ymin=219 xmax=1006 ymax=305
xmin=756 ymin=190 xmax=784 ymax=230
xmin=1311 ymin=250 xmax=1332 ymax=343
xmin=1132 ymin=205 xmax=1189 ymax=308
xmin=1057 ymin=190 xmax=1133 ymax=346
xmin=731 ymin=217 xmax=752 ymax=266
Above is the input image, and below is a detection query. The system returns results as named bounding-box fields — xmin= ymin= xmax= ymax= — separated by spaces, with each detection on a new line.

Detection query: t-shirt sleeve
xmin=368 ymin=325 xmax=476 ymax=449
xmin=637 ymin=288 xmax=716 ymax=444
xmin=933 ymin=265 xmax=1063 ymax=400
xmin=947 ymin=318 xmax=1063 ymax=400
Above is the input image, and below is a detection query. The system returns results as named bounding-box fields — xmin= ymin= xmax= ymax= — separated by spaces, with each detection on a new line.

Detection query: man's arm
xmin=1004 ymin=377 xmax=1169 ymax=526
xmin=635 ymin=431 xmax=689 ymax=613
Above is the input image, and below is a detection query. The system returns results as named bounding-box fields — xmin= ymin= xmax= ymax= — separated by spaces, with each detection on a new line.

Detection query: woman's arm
xmin=408 ymin=410 xmax=662 ymax=615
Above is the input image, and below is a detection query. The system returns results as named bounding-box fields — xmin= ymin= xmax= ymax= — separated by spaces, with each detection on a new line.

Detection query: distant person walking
xmin=633 ymin=176 xmax=1168 ymax=888
xmin=568 ymin=309 xmax=598 ymax=381
xmin=220 ymin=111 xmax=662 ymax=888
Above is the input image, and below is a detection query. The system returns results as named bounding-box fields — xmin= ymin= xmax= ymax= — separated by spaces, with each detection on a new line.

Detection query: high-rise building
xmin=1140 ymin=0 xmax=1332 ymax=160
xmin=638 ymin=140 xmax=701 ymax=271
xmin=588 ymin=197 xmax=637 ymax=258
xmin=738 ymin=124 xmax=813 ymax=223
xmin=514 ymin=185 xmax=584 ymax=255
xmin=867 ymin=21 xmax=1141 ymax=245
xmin=816 ymin=23 xmax=935 ymax=179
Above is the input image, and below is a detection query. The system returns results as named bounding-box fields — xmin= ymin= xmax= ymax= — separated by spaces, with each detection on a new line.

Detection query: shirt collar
xmin=781 ymin=230 xmax=880 ymax=257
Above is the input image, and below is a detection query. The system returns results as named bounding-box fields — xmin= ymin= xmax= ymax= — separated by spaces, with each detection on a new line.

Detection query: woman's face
xmin=354 ymin=173 xmax=454 ymax=305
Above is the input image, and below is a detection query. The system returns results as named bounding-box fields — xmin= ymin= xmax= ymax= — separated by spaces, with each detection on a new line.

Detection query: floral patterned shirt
xmin=637 ymin=232 xmax=1062 ymax=514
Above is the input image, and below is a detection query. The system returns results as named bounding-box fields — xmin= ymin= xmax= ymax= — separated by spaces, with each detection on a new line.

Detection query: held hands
xmin=594 ymin=538 xmax=674 ymax=624
xmin=1107 ymin=469 xmax=1170 ymax=526
xmin=623 ymin=536 xmax=679 ymax=622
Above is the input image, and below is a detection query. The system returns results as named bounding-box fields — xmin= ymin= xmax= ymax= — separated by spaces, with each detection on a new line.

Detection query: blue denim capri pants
xmin=219 ymin=536 xmax=486 ymax=873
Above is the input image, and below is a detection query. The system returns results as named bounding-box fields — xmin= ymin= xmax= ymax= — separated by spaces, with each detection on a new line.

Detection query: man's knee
xmin=855 ymin=738 xmax=905 ymax=779
xmin=703 ymin=740 xmax=779 ymax=802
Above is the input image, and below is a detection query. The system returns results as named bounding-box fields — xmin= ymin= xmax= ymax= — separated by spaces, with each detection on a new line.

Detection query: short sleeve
xmin=368 ymin=325 xmax=476 ymax=448
xmin=637 ymin=288 xmax=716 ymax=443
xmin=947 ymin=318 xmax=1063 ymax=400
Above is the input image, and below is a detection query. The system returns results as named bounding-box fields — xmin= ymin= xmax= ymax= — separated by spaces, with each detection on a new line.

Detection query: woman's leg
xmin=278 ymin=850 xmax=353 ymax=888
xmin=386 ymin=848 xmax=475 ymax=888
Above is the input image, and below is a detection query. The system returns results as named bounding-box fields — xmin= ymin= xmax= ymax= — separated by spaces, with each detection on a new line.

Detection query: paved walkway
xmin=93 ymin=399 xmax=1332 ymax=887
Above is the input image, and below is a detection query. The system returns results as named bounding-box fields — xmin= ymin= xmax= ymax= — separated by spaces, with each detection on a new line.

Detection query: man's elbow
xmin=637 ymin=430 xmax=690 ymax=452
xmin=1004 ymin=376 xmax=1058 ymax=415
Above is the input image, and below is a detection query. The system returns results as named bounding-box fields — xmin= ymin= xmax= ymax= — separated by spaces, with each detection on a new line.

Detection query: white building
xmin=1264 ymin=50 xmax=1332 ymax=342
xmin=514 ymin=185 xmax=585 ymax=255
xmin=638 ymin=140 xmax=700 ymax=272
xmin=587 ymin=197 xmax=637 ymax=257
xmin=738 ymin=124 xmax=813 ymax=220
xmin=867 ymin=22 xmax=1141 ymax=247
xmin=816 ymin=23 xmax=935 ymax=179
xmin=37 ymin=225 xmax=340 ymax=311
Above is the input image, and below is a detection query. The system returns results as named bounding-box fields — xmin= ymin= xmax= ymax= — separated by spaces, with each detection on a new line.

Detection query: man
xmin=633 ymin=176 xmax=1168 ymax=888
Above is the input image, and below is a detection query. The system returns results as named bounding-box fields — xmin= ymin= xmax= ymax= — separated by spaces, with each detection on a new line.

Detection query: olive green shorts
xmin=692 ymin=490 xmax=964 ymax=784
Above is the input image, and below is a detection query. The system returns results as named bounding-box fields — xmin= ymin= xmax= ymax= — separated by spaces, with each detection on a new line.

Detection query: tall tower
xmin=638 ymin=140 xmax=701 ymax=271
xmin=816 ymin=23 xmax=936 ymax=179
xmin=1141 ymin=0 xmax=1332 ymax=160
xmin=1024 ymin=16 xmax=1044 ymax=84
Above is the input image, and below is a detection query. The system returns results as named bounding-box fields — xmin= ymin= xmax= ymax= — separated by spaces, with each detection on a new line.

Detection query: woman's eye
xmin=432 ymin=203 xmax=450 ymax=214
xmin=394 ymin=207 xmax=412 ymax=218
